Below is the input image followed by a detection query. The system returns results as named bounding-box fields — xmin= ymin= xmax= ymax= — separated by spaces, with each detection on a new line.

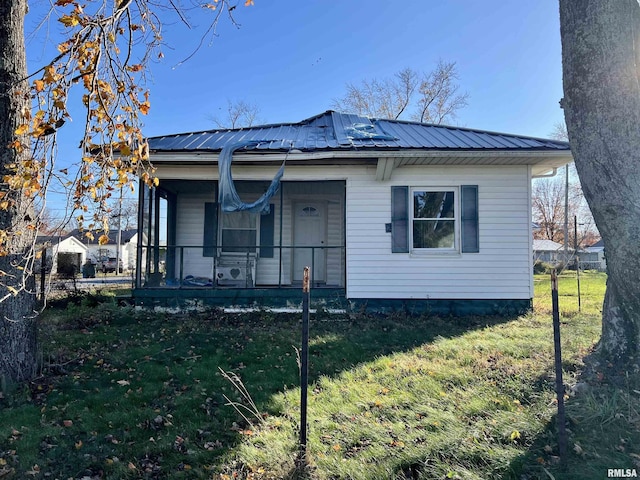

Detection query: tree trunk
xmin=0 ymin=0 xmax=38 ymax=386
xmin=560 ymin=1 xmax=640 ymax=370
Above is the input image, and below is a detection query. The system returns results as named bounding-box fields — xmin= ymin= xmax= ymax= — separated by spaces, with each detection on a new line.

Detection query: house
xmin=67 ymin=228 xmax=138 ymax=272
xmin=532 ymin=239 xmax=567 ymax=265
xmin=132 ymin=111 xmax=572 ymax=314
xmin=36 ymin=235 xmax=88 ymax=276
xmin=583 ymin=239 xmax=606 ymax=271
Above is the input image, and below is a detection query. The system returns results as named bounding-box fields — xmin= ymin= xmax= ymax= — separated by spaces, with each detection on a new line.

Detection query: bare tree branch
xmin=210 ymin=99 xmax=263 ymax=129
xmin=332 ymin=61 xmax=468 ymax=124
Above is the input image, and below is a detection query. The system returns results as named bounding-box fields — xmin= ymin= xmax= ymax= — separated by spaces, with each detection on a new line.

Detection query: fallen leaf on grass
xmin=26 ymin=465 xmax=40 ymax=476
xmin=116 ymin=380 xmax=130 ymax=386
xmin=204 ymin=440 xmax=223 ymax=450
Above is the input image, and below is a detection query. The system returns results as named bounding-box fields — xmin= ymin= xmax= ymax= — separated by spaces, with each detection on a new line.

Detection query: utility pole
xmin=115 ymin=186 xmax=123 ymax=276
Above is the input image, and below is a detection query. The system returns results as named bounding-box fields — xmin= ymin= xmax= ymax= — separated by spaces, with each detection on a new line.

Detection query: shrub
xmin=533 ymin=260 xmax=554 ymax=274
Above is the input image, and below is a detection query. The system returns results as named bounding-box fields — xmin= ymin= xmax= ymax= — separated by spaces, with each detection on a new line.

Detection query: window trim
xmin=410 ymin=187 xmax=459 ymax=253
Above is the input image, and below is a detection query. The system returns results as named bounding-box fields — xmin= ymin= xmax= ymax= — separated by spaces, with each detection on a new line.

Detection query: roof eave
xmin=148 ymin=148 xmax=573 ymax=167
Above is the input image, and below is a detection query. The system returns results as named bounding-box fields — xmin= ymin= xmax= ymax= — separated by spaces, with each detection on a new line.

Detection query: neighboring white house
xmin=132 ymin=111 xmax=573 ymax=314
xmin=533 ymin=239 xmax=566 ymax=265
xmin=584 ymin=239 xmax=606 ymax=271
xmin=67 ymin=229 xmax=138 ymax=272
xmin=36 ymin=235 xmax=89 ymax=275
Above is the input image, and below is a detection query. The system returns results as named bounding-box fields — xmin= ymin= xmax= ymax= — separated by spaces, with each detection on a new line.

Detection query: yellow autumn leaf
xmin=98 ymin=234 xmax=110 ymax=245
xmin=58 ymin=15 xmax=79 ymax=27
xmin=14 ymin=124 xmax=29 ymax=135
xmin=245 ymin=0 xmax=254 ymax=5
xmin=34 ymin=80 xmax=45 ymax=92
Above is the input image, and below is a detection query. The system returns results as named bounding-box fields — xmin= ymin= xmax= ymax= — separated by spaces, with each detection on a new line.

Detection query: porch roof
xmin=147 ymin=110 xmax=569 ymax=154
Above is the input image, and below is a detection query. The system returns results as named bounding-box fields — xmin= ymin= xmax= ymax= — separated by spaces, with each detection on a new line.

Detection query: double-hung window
xmin=221 ymin=210 xmax=257 ymax=254
xmin=411 ymin=188 xmax=457 ymax=251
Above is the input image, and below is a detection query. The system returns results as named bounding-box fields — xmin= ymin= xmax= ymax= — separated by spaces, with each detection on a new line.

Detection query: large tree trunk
xmin=560 ymin=1 xmax=640 ymax=370
xmin=0 ymin=0 xmax=39 ymax=386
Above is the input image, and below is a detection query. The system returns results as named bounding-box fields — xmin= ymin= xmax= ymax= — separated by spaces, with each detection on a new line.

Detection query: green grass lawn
xmin=1 ymin=272 xmax=638 ymax=479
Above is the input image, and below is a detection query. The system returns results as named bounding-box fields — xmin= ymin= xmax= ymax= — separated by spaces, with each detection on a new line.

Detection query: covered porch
xmin=134 ymin=178 xmax=346 ymax=306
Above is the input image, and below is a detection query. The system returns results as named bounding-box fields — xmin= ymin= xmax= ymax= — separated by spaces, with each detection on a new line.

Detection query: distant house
xmin=67 ymin=229 xmax=138 ymax=271
xmin=36 ymin=235 xmax=88 ymax=275
xmin=533 ymin=239 xmax=566 ymax=265
xmin=132 ymin=110 xmax=573 ymax=314
xmin=584 ymin=239 xmax=606 ymax=271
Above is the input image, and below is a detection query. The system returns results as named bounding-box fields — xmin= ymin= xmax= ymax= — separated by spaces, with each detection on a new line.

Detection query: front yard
xmin=1 ymin=272 xmax=638 ymax=479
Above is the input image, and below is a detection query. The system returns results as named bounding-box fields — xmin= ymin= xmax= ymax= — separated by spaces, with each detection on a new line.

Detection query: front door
xmin=293 ymin=202 xmax=326 ymax=283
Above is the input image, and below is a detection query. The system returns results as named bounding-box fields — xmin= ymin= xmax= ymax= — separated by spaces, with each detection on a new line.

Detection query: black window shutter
xmin=259 ymin=204 xmax=275 ymax=258
xmin=461 ymin=185 xmax=479 ymax=253
xmin=391 ymin=186 xmax=409 ymax=253
xmin=203 ymin=202 xmax=218 ymax=257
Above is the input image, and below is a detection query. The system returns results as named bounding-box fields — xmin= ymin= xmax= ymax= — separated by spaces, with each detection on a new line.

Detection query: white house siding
xmin=345 ymin=165 xmax=532 ymax=300
xmin=156 ymin=163 xmax=531 ymax=298
xmin=175 ymin=192 xmax=216 ymax=279
xmin=124 ymin=234 xmax=138 ymax=270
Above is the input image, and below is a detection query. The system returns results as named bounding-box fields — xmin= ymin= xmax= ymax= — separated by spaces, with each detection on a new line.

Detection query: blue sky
xmin=147 ymin=0 xmax=564 ymax=138
xmin=26 ymin=0 xmax=565 ymax=215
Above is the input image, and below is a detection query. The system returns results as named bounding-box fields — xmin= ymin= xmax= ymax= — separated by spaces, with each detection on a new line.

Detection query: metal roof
xmin=533 ymin=239 xmax=565 ymax=252
xmin=147 ymin=110 xmax=570 ymax=154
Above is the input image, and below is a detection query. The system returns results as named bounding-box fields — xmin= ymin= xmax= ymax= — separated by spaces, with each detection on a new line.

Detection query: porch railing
xmin=136 ymin=244 xmax=346 ymax=289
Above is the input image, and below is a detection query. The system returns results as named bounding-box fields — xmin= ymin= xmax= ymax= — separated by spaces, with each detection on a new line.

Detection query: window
xmin=391 ymin=185 xmax=477 ymax=254
xmin=221 ymin=210 xmax=257 ymax=254
xmin=411 ymin=189 xmax=457 ymax=250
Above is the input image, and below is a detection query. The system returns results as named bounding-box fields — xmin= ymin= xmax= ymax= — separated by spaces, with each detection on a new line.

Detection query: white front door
xmin=293 ymin=202 xmax=326 ymax=283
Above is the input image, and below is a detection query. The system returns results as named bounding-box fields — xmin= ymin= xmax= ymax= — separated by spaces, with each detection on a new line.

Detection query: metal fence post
xmin=299 ymin=266 xmax=311 ymax=461
xmin=551 ymin=270 xmax=568 ymax=466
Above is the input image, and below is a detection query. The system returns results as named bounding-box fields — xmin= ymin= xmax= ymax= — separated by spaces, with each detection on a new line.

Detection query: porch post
xmin=278 ymin=181 xmax=284 ymax=287
xmin=153 ymin=190 xmax=161 ymax=273
xmin=135 ymin=180 xmax=145 ymax=288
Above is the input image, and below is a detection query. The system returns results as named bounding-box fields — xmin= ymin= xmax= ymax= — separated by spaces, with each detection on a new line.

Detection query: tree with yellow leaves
xmin=0 ymin=0 xmax=252 ymax=385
